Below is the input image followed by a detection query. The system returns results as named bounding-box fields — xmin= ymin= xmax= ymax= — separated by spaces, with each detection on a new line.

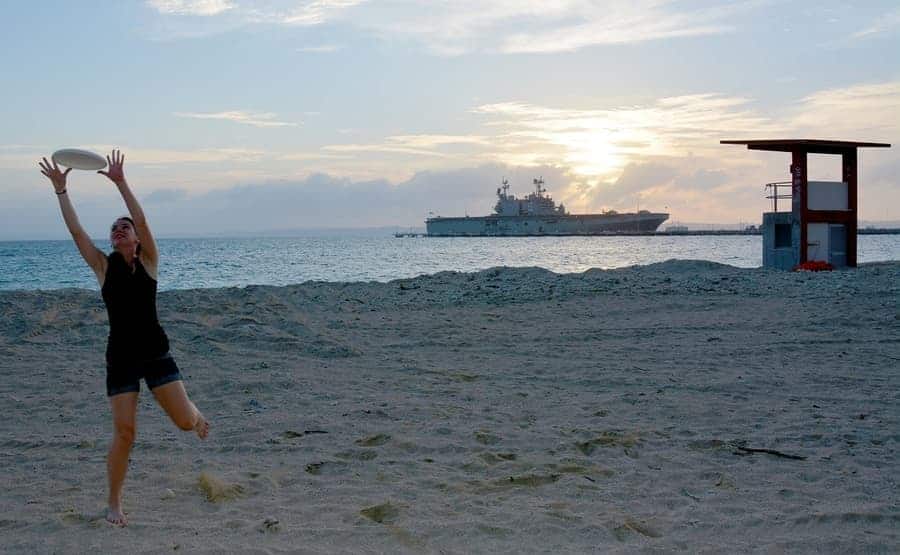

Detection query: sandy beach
xmin=1 ymin=260 xmax=898 ymax=553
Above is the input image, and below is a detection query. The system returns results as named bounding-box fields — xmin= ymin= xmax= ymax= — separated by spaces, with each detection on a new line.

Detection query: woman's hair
xmin=112 ymin=216 xmax=141 ymax=255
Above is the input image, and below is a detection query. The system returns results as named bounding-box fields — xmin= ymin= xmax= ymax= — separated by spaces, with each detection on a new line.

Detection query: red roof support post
xmin=791 ymin=150 xmax=808 ymax=264
xmin=843 ymin=149 xmax=858 ymax=267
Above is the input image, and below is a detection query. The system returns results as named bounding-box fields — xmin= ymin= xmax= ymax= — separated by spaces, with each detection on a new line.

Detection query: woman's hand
xmin=97 ymin=149 xmax=126 ymax=185
xmin=39 ymin=157 xmax=72 ymax=194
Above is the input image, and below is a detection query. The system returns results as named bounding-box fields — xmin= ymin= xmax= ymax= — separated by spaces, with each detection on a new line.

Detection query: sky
xmin=1 ymin=0 xmax=898 ymax=239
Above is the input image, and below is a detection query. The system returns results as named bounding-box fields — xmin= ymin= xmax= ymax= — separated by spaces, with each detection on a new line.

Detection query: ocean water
xmin=2 ymin=234 xmax=899 ymax=291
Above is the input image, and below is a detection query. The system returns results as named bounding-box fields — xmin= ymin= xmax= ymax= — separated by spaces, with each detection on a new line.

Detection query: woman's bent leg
xmin=151 ymin=380 xmax=209 ymax=439
xmin=107 ymin=392 xmax=139 ymax=526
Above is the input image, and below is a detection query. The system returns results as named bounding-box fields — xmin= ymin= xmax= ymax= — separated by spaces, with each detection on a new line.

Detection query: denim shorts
xmin=106 ymin=352 xmax=182 ymax=397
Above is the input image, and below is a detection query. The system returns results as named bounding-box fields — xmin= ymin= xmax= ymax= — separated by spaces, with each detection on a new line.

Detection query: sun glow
xmin=557 ymin=130 xmax=623 ymax=177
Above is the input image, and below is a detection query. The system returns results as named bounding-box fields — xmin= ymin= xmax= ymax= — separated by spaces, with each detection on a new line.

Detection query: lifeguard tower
xmin=722 ymin=139 xmax=890 ymax=269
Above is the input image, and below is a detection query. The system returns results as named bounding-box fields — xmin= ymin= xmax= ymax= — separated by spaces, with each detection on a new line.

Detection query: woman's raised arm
xmin=39 ymin=157 xmax=107 ymax=283
xmin=98 ymin=150 xmax=159 ymax=269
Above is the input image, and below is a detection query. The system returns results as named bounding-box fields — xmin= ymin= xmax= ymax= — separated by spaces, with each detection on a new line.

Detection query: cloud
xmin=144 ymin=188 xmax=189 ymax=203
xmin=674 ymin=169 xmax=729 ymax=190
xmin=145 ymin=0 xmax=767 ymax=54
xmin=851 ymin=8 xmax=900 ymax=39
xmin=147 ymin=0 xmax=235 ymax=16
xmin=572 ymin=161 xmax=678 ymax=210
xmin=351 ymin=1 xmax=769 ymax=55
xmin=174 ymin=110 xmax=299 ymax=127
xmin=322 ymin=134 xmax=493 ymax=159
xmin=470 ymin=94 xmax=778 ymax=177
xmin=789 ymin=81 xmax=900 ymax=139
xmin=614 ymin=162 xmax=679 ymax=194
xmin=86 ymin=146 xmax=267 ymax=165
xmin=279 ymin=0 xmax=367 ymax=26
xmin=497 ymin=2 xmax=749 ymax=54
xmin=147 ymin=0 xmax=365 ymax=24
xmin=296 ymin=44 xmax=342 ymax=53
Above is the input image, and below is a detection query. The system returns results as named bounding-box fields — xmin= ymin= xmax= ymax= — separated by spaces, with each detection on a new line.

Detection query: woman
xmin=39 ymin=150 xmax=209 ymax=527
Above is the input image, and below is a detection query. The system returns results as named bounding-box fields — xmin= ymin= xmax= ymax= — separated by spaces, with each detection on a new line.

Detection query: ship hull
xmin=426 ymin=213 xmax=669 ymax=236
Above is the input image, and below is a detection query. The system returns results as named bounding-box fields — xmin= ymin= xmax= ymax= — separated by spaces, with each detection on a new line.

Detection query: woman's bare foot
xmin=106 ymin=505 xmax=127 ymax=526
xmin=194 ymin=412 xmax=209 ymax=439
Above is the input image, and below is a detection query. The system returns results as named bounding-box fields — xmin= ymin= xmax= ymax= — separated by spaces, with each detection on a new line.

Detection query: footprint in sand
xmin=360 ymin=502 xmax=400 ymax=524
xmin=612 ymin=518 xmax=663 ymax=541
xmin=545 ymin=462 xmax=615 ymax=480
xmin=198 ymin=472 xmax=245 ymax=502
xmin=476 ymin=524 xmax=515 ymax=537
xmin=576 ymin=431 xmax=641 ymax=455
xmin=305 ymin=461 xmax=349 ymax=475
xmin=359 ymin=503 xmax=425 ymax=549
xmin=355 ymin=433 xmax=391 ymax=447
xmin=474 ymin=431 xmax=501 ymax=445
xmin=60 ymin=508 xmax=106 ymax=528
xmin=479 ymin=452 xmax=517 ymax=464
xmin=335 ymin=450 xmax=378 ymax=461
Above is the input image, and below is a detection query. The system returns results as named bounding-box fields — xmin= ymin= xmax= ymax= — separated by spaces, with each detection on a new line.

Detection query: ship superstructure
xmin=493 ymin=178 xmax=567 ymax=216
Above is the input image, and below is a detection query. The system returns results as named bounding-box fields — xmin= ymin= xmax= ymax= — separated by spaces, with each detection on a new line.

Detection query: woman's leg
xmin=107 ymin=392 xmax=139 ymax=526
xmin=151 ymin=380 xmax=209 ymax=439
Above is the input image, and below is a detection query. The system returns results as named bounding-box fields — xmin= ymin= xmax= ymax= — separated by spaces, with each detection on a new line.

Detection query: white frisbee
xmin=51 ymin=148 xmax=107 ymax=171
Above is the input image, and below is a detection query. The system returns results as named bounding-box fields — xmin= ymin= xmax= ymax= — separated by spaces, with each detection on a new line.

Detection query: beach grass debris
xmin=305 ymin=462 xmax=324 ymax=475
xmin=497 ymin=474 xmax=560 ymax=487
xmin=360 ymin=502 xmax=400 ymax=524
xmin=576 ymin=431 xmax=641 ymax=455
xmin=733 ymin=445 xmax=806 ymax=460
xmin=198 ymin=472 xmax=245 ymax=502
xmin=258 ymin=517 xmax=280 ymax=533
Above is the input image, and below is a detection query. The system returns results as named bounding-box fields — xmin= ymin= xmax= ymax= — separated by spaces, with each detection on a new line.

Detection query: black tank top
xmin=101 ymin=252 xmax=170 ymax=365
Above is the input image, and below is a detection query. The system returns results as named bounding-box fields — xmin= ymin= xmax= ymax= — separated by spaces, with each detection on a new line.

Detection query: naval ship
xmin=425 ymin=178 xmax=669 ymax=236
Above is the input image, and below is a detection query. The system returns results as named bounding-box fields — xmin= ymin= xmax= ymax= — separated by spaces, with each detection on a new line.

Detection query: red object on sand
xmin=793 ymin=261 xmax=834 ymax=272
